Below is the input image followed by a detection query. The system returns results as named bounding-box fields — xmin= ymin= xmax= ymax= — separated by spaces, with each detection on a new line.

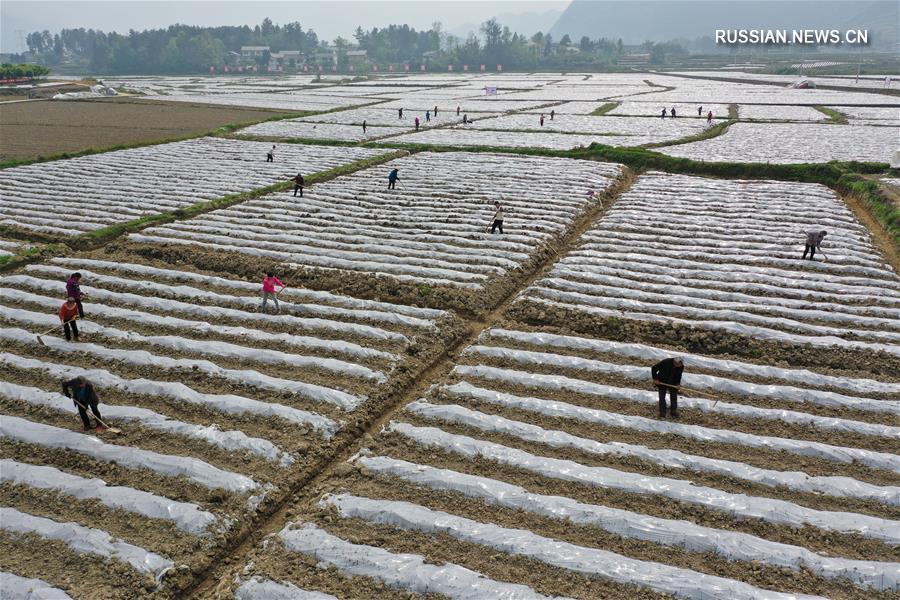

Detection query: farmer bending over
xmin=388 ymin=168 xmax=400 ymax=190
xmin=652 ymin=357 xmax=684 ymax=419
xmin=261 ymin=272 xmax=286 ymax=314
xmin=802 ymin=230 xmax=827 ymax=260
xmin=63 ymin=376 xmax=105 ymax=432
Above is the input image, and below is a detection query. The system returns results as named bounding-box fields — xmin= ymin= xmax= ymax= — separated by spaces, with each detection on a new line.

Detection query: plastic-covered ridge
xmin=278 ymin=522 xmax=567 ymax=599
xmin=0 ymin=415 xmax=258 ymax=494
xmin=0 ymin=507 xmax=173 ymax=581
xmin=0 ymin=571 xmax=74 ymax=599
xmin=0 ymin=459 xmax=217 ymax=535
xmin=354 ymin=455 xmax=900 ymax=591
xmin=322 ymin=494 xmax=826 ymax=600
xmin=388 ymin=421 xmax=900 ymax=544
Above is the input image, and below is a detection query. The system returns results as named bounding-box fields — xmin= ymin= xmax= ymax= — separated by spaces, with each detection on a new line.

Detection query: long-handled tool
xmin=36 ymin=318 xmax=77 ymax=346
xmin=71 ymin=396 xmax=121 ymax=434
xmin=818 ymin=249 xmax=829 ymax=262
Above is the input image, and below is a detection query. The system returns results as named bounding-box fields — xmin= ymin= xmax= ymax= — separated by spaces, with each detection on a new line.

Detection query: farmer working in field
xmin=652 ymin=357 xmax=684 ymax=419
xmin=490 ymin=201 xmax=504 ymax=234
xmin=260 ymin=272 xmax=286 ymax=314
xmin=66 ymin=272 xmax=86 ymax=318
xmin=59 ymin=297 xmax=80 ymax=342
xmin=388 ymin=168 xmax=400 ymax=190
xmin=63 ymin=376 xmax=105 ymax=432
xmin=802 ymin=230 xmax=827 ymax=260
xmin=291 ymin=172 xmax=304 ymax=197
xmin=266 ymin=145 xmax=276 ymax=162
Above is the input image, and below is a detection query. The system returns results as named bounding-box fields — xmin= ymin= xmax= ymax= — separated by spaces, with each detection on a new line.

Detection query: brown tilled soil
xmin=0 ymin=98 xmax=292 ymax=161
xmin=508 ymin=298 xmax=900 ymax=376
xmin=368 ymin=433 xmax=900 ymax=562
xmin=312 ymin=469 xmax=895 ymax=600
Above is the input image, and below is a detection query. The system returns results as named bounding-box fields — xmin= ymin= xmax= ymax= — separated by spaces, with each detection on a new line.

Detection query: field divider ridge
xmin=182 ymin=164 xmax=639 ymax=599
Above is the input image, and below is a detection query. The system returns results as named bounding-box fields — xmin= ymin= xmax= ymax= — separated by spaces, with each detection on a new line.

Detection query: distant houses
xmin=235 ymin=45 xmax=369 ymax=72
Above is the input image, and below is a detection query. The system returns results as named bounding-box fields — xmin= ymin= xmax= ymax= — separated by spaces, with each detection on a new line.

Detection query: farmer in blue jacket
xmin=388 ymin=168 xmax=400 ymax=190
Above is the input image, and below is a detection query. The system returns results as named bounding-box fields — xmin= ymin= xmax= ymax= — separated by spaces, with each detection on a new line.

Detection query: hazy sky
xmin=1 ymin=0 xmax=570 ymax=52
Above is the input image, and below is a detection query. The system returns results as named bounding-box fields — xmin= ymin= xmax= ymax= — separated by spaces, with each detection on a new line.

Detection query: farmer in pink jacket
xmin=260 ymin=272 xmax=286 ymax=314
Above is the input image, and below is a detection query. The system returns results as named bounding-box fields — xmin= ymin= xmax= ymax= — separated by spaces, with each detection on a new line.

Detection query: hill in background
xmin=549 ymin=0 xmax=899 ymax=48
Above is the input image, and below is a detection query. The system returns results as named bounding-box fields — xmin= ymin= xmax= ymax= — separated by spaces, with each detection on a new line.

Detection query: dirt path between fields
xmin=183 ymin=165 xmax=638 ymax=599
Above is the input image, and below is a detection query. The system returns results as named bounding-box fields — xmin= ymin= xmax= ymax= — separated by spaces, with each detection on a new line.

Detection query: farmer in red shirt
xmin=59 ymin=297 xmax=80 ymax=341
xmin=260 ymin=272 xmax=286 ymax=314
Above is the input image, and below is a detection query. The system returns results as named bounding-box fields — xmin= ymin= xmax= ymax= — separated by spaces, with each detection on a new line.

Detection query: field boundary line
xmin=0 ymin=149 xmax=410 ymax=274
xmin=0 ymin=106 xmax=319 ymax=170
xmin=183 ymin=165 xmax=638 ymax=600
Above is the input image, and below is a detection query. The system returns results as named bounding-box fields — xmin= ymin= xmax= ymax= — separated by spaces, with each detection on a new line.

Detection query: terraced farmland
xmin=0 ymin=138 xmax=387 ymax=238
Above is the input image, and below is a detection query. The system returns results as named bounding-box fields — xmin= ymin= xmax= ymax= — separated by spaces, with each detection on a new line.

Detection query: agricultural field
xmin=127 ymin=151 xmax=624 ymax=310
xmin=145 ymin=92 xmax=379 ymax=112
xmin=225 ymin=322 xmax=899 ymax=599
xmin=0 ymin=99 xmax=294 ymax=162
xmin=236 ymin=120 xmax=407 ymax=142
xmin=211 ymin=171 xmax=900 ymax=600
xmin=608 ymin=101 xmax=732 ymax=118
xmin=459 ymin=112 xmax=707 ymax=140
xmin=659 ymin=122 xmax=897 ymax=163
xmin=513 ymin=172 xmax=900 ymax=370
xmin=0 ymin=138 xmax=387 ymax=238
xmin=297 ymin=106 xmax=501 ymax=127
xmin=0 ymin=249 xmax=462 ymax=598
xmin=386 ymin=127 xmax=660 ymax=149
xmin=837 ymin=106 xmax=900 ymax=126
xmin=1 ymin=70 xmax=898 ymax=599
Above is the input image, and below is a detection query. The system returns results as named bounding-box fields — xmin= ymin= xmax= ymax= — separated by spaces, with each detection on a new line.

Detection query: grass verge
xmin=590 ymin=102 xmax=619 ymax=116
xmin=0 ymin=243 xmax=65 ymax=273
xmin=813 ymin=106 xmax=850 ymax=124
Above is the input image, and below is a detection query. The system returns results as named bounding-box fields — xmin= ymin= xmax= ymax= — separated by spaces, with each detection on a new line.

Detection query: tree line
xmin=20 ymin=18 xmax=686 ymax=74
